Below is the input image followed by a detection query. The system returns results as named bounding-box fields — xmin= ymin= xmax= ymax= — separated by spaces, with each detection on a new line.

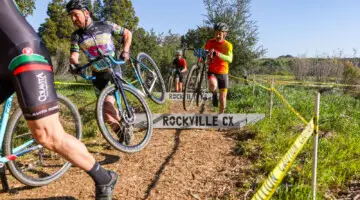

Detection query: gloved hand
xmin=120 ymin=51 xmax=130 ymax=61
xmin=69 ymin=64 xmax=82 ymax=75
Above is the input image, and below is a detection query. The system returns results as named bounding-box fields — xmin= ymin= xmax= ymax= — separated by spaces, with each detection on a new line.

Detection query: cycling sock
xmin=87 ymin=162 xmax=112 ymax=185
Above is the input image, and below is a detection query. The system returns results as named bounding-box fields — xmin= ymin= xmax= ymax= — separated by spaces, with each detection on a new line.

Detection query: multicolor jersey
xmin=70 ymin=21 xmax=125 ymax=61
xmin=172 ymin=57 xmax=187 ymax=70
xmin=204 ymin=39 xmax=233 ymax=74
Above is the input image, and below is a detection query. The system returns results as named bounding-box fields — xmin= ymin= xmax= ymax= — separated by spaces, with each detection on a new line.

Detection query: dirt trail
xmin=0 ymin=101 xmax=251 ymax=200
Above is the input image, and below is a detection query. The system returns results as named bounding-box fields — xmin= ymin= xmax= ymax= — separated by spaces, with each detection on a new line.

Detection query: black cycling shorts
xmin=208 ymin=72 xmax=229 ymax=92
xmin=174 ymin=70 xmax=186 ymax=83
xmin=92 ymin=70 xmax=113 ymax=96
xmin=0 ymin=1 xmax=58 ymax=120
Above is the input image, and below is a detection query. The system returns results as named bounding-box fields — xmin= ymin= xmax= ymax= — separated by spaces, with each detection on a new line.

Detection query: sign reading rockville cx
xmin=166 ymin=93 xmax=213 ymax=101
xmin=151 ymin=114 xmax=265 ymax=129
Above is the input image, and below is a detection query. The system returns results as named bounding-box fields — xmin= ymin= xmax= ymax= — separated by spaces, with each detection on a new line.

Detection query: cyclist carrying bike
xmin=203 ymin=22 xmax=233 ymax=113
xmin=172 ymin=50 xmax=187 ymax=92
xmin=67 ymin=0 xmax=133 ymax=145
xmin=0 ymin=0 xmax=117 ymax=199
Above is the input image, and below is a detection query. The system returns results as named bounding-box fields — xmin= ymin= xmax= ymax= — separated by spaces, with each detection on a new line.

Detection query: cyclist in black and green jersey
xmin=0 ymin=0 xmax=116 ymax=199
xmin=68 ymin=0 xmax=133 ymax=143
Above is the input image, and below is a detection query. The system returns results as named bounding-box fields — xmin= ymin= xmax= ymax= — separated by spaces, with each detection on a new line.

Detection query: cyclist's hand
xmin=120 ymin=51 xmax=130 ymax=61
xmin=69 ymin=64 xmax=82 ymax=75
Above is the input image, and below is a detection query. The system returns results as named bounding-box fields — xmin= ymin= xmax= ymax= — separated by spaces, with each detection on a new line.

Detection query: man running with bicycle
xmin=203 ymin=22 xmax=233 ymax=114
xmin=0 ymin=0 xmax=117 ymax=199
xmin=172 ymin=50 xmax=187 ymax=92
xmin=67 ymin=0 xmax=133 ymax=143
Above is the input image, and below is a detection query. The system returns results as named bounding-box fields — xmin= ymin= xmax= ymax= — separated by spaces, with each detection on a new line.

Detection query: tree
xmin=38 ymin=0 xmax=74 ymax=54
xmin=202 ymin=0 xmax=266 ymax=76
xmin=102 ymin=0 xmax=139 ymax=30
xmin=15 ymin=0 xmax=36 ymax=17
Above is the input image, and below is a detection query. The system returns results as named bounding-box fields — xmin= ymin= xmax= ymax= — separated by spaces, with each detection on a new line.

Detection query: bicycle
xmin=72 ymin=52 xmax=153 ymax=153
xmin=183 ymin=48 xmax=210 ymax=111
xmin=0 ymin=94 xmax=81 ymax=188
xmin=119 ymin=52 xmax=166 ymax=104
xmin=167 ymin=69 xmax=175 ymax=93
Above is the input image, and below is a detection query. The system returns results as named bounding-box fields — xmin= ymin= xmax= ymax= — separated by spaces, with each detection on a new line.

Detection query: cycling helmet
xmin=214 ymin=22 xmax=229 ymax=32
xmin=175 ymin=50 xmax=183 ymax=56
xmin=66 ymin=0 xmax=90 ymax=14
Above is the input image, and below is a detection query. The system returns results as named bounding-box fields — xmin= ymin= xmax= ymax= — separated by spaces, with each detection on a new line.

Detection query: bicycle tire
xmin=136 ymin=52 xmax=166 ymax=104
xmin=196 ymin=65 xmax=208 ymax=107
xmin=183 ymin=64 xmax=200 ymax=111
xmin=4 ymin=94 xmax=82 ymax=187
xmin=96 ymin=84 xmax=153 ymax=153
xmin=168 ymin=76 xmax=173 ymax=92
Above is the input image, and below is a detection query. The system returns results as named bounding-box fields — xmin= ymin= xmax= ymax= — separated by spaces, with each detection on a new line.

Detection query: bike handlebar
xmin=71 ymin=55 xmax=126 ymax=81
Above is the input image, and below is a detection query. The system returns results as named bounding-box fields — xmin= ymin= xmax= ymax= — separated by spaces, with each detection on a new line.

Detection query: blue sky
xmin=26 ymin=0 xmax=360 ymax=58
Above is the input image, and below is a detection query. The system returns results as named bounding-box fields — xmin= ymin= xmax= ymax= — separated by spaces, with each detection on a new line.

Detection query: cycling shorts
xmin=208 ymin=73 xmax=229 ymax=92
xmin=0 ymin=1 xmax=58 ymax=120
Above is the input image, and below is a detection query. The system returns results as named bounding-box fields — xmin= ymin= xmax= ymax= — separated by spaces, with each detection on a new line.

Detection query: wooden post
xmin=311 ymin=92 xmax=320 ymax=200
xmin=269 ymin=78 xmax=274 ymax=119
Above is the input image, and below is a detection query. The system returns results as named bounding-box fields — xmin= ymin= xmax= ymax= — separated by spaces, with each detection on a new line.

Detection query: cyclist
xmin=172 ymin=50 xmax=187 ymax=92
xmin=67 ymin=0 xmax=133 ymax=143
xmin=203 ymin=22 xmax=233 ymax=113
xmin=0 ymin=1 xmax=117 ymax=199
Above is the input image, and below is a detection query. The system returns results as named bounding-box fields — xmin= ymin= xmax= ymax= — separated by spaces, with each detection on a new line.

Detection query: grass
xmin=226 ymin=83 xmax=360 ymax=199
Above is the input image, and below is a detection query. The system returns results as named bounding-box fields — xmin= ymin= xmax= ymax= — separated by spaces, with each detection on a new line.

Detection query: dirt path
xmin=0 ymin=101 xmax=251 ymax=200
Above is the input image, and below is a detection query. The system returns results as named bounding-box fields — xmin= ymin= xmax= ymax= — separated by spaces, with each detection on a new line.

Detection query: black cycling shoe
xmin=95 ymin=170 xmax=119 ymax=200
xmin=115 ymin=123 xmax=134 ymax=145
xmin=212 ymin=92 xmax=218 ymax=107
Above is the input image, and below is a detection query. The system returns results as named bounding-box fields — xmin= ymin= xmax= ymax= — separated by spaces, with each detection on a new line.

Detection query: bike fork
xmin=114 ymin=76 xmax=134 ymax=123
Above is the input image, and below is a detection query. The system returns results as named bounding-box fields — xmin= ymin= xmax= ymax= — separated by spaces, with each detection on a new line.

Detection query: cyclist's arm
xmin=122 ymin=29 xmax=132 ymax=53
xmin=218 ymin=49 xmax=233 ymax=63
xmin=70 ymin=52 xmax=80 ymax=64
xmin=106 ymin=21 xmax=132 ymax=53
xmin=69 ymin=32 xmax=80 ymax=64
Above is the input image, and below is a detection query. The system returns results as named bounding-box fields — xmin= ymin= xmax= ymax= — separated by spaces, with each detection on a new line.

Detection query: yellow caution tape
xmin=54 ymin=81 xmax=92 ymax=86
xmin=252 ymin=120 xmax=314 ymax=200
xmin=271 ymin=87 xmax=308 ymax=124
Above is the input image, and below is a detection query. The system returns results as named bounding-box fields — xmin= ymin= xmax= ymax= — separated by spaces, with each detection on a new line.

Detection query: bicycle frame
xmin=0 ymin=95 xmax=41 ymax=167
xmin=78 ymin=56 xmax=141 ymax=124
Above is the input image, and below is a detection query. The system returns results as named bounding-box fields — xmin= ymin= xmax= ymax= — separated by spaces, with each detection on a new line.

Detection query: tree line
xmin=17 ymin=0 xmax=262 ymax=79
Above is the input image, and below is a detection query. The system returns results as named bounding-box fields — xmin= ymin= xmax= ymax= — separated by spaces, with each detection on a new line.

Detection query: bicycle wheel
xmin=136 ymin=52 xmax=166 ymax=104
xmin=183 ymin=64 xmax=200 ymax=111
xmin=168 ymin=76 xmax=173 ymax=92
xmin=96 ymin=84 xmax=153 ymax=153
xmin=4 ymin=94 xmax=82 ymax=187
xmin=196 ymin=66 xmax=208 ymax=107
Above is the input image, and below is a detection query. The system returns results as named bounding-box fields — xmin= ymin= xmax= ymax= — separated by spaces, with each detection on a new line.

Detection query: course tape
xmin=54 ymin=81 xmax=92 ymax=86
xmin=251 ymin=120 xmax=314 ymax=200
xmin=271 ymin=87 xmax=308 ymax=124
xmin=229 ymin=75 xmax=308 ymax=124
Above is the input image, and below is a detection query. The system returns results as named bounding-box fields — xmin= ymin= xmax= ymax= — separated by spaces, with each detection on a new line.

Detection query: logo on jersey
xmin=36 ymin=72 xmax=49 ymax=102
xmin=22 ymin=47 xmax=33 ymax=55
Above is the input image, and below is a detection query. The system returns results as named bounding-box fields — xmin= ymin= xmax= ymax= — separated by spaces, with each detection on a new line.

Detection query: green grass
xmin=227 ymin=84 xmax=360 ymax=199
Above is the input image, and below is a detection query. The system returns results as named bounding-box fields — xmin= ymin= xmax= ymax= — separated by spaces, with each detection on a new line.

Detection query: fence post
xmin=252 ymin=74 xmax=256 ymax=95
xmin=312 ymin=92 xmax=320 ymax=200
xmin=269 ymin=78 xmax=274 ymax=119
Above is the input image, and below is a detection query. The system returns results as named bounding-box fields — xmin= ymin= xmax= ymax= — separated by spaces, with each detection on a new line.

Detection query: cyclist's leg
xmin=179 ymin=72 xmax=185 ymax=92
xmin=207 ymin=72 xmax=218 ymax=92
xmin=9 ymin=41 xmax=114 ymax=186
xmin=174 ymin=72 xmax=180 ymax=92
xmin=92 ymin=71 xmax=120 ymax=131
xmin=215 ymin=74 xmax=229 ymax=113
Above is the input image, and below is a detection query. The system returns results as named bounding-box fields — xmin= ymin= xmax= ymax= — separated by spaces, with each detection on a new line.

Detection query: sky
xmin=26 ymin=0 xmax=360 ymax=58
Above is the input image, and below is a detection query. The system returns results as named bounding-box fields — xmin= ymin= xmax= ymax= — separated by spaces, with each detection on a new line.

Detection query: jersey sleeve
xmin=104 ymin=21 xmax=125 ymax=36
xmin=70 ymin=32 xmax=80 ymax=53
xmin=218 ymin=42 xmax=233 ymax=63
